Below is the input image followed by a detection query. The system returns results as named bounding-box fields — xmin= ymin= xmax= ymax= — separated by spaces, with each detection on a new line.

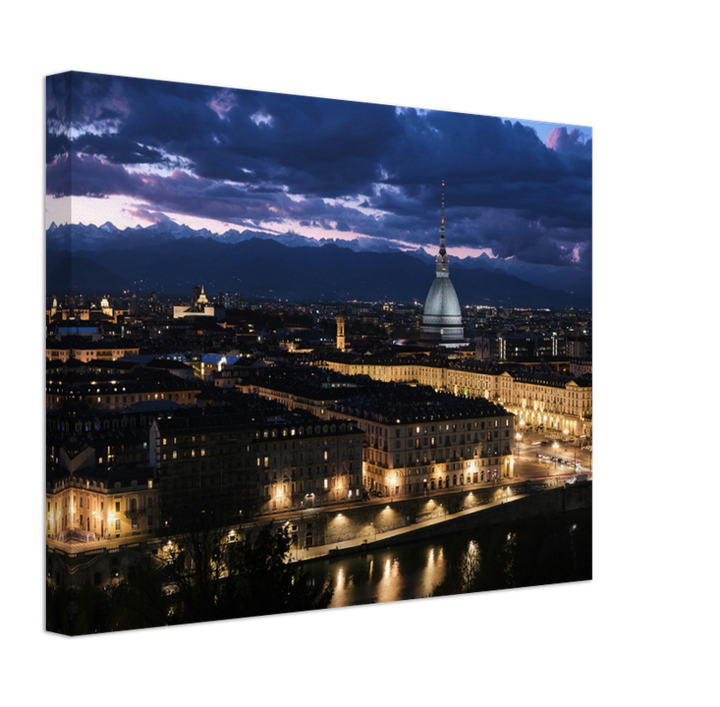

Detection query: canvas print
xmin=46 ymin=72 xmax=592 ymax=635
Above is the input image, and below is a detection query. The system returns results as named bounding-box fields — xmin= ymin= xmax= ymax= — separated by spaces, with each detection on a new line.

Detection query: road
xmin=512 ymin=428 xmax=592 ymax=481
xmin=248 ymin=430 xmax=591 ymax=524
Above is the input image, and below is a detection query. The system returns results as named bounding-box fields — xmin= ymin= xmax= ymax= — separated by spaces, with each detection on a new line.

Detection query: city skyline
xmin=46 ymin=72 xmax=592 ymax=269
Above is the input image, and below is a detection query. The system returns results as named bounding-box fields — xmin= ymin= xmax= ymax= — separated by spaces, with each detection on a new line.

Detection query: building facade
xmin=46 ymin=360 xmax=203 ymax=411
xmin=326 ymin=383 xmax=515 ymax=496
xmin=319 ymin=355 xmax=592 ymax=438
xmin=149 ymin=400 xmax=365 ymax=520
xmin=251 ymin=416 xmax=364 ymax=513
xmin=46 ymin=464 xmax=158 ymax=543
xmin=46 ymin=337 xmax=140 ymax=363
xmin=237 ymin=366 xmax=516 ymax=497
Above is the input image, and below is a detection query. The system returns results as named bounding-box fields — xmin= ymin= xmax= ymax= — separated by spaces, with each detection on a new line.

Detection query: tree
xmin=46 ymin=581 xmax=72 ymax=635
xmin=226 ymin=524 xmax=333 ymax=619
xmin=107 ymin=556 xmax=171 ymax=631
xmin=161 ymin=518 xmax=333 ymax=625
xmin=158 ymin=504 xmax=232 ymax=625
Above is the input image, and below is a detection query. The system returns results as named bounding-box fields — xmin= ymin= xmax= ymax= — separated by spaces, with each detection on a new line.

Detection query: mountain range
xmin=46 ymin=222 xmax=592 ymax=308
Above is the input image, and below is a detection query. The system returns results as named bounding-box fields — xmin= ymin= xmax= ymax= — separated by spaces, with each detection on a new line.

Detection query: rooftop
xmin=331 ymin=381 xmax=510 ymax=425
xmin=47 ymin=464 xmax=155 ymax=490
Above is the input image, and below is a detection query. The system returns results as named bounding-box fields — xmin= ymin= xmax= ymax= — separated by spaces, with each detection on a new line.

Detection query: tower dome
xmin=421 ymin=182 xmax=464 ymax=344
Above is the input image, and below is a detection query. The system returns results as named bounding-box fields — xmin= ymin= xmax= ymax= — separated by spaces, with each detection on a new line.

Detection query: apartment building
xmin=320 ymin=354 xmax=592 ymax=438
xmin=46 ymin=336 xmax=140 ymax=363
xmin=326 ymin=382 xmax=515 ymax=496
xmin=149 ymin=399 xmax=365 ymax=520
xmin=46 ymin=359 xmax=203 ymax=411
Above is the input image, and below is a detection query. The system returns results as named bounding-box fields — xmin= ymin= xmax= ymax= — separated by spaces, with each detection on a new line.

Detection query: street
xmin=248 ymin=428 xmax=592 ymax=527
xmin=512 ymin=427 xmax=592 ymax=481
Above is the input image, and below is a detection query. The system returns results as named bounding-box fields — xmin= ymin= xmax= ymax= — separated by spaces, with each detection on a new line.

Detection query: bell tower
xmin=336 ymin=310 xmax=346 ymax=352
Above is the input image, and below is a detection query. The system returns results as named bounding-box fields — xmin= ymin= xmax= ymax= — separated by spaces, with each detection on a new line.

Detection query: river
xmin=303 ymin=508 xmax=592 ymax=607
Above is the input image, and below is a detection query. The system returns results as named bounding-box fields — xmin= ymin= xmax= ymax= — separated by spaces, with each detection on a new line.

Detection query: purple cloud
xmin=546 ymin=127 xmax=592 ymax=158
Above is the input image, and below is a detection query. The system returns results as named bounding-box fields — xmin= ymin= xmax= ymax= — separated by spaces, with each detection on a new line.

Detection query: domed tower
xmin=421 ymin=181 xmax=464 ymax=344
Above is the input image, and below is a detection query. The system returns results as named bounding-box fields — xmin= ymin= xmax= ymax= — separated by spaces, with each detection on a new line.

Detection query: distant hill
xmin=46 ymin=256 xmax=132 ymax=296
xmin=45 ymin=232 xmax=591 ymax=309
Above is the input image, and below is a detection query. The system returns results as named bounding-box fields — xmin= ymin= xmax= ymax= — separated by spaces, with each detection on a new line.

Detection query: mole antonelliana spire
xmin=439 ymin=180 xmax=447 ymax=262
xmin=420 ymin=181 xmax=464 ymax=345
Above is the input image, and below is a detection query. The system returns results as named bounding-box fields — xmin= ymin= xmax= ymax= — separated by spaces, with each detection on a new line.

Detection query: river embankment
xmin=281 ymin=480 xmax=592 ymax=565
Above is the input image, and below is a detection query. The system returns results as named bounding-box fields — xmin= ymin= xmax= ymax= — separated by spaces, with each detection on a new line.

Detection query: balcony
xmin=124 ymin=508 xmax=146 ymax=517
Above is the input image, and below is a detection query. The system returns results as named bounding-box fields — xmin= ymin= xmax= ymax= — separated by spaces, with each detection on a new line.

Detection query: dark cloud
xmin=72 ymin=134 xmax=167 ymax=165
xmin=45 ymin=151 xmax=376 ymax=236
xmin=47 ymin=153 xmax=136 ymax=198
xmin=340 ymin=111 xmax=592 ymax=266
xmin=46 ymin=72 xmax=592 ymax=271
xmin=194 ymin=92 xmax=400 ymax=196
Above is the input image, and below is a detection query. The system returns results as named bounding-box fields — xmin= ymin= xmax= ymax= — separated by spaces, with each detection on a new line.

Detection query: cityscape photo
xmin=46 ymin=71 xmax=592 ymax=635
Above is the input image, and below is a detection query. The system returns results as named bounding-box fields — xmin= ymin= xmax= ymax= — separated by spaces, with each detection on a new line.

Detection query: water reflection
xmin=419 ymin=547 xmax=446 ymax=598
xmin=304 ymin=509 xmax=591 ymax=609
xmin=459 ymin=540 xmax=480 ymax=592
xmin=377 ymin=557 xmax=400 ymax=604
xmin=313 ymin=545 xmax=448 ymax=608
xmin=502 ymin=531 xmax=518 ymax=586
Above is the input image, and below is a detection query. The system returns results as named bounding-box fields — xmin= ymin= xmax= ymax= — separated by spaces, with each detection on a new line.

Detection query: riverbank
xmin=45 ymin=480 xmax=590 ymax=590
xmin=289 ymin=480 xmax=592 ymax=565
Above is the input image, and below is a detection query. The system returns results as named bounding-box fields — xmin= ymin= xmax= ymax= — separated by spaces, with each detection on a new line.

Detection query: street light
xmin=388 ymin=475 xmax=397 ymax=497
xmin=552 ymin=441 xmax=559 ymax=471
xmin=515 ymin=432 xmax=522 ymax=460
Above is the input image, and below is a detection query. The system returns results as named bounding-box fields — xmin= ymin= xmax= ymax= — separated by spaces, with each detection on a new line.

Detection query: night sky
xmin=46 ymin=71 xmax=592 ymax=271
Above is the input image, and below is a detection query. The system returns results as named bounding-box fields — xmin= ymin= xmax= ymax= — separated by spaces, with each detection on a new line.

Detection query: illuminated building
xmin=251 ymin=416 xmax=364 ymax=513
xmin=336 ymin=310 xmax=346 ymax=352
xmin=244 ymin=366 xmax=515 ymax=496
xmin=46 ymin=464 xmax=158 ymax=543
xmin=326 ymin=380 xmax=515 ymax=496
xmin=149 ymin=401 xmax=364 ymax=518
xmin=319 ymin=355 xmax=592 ymax=438
xmin=45 ymin=358 xmax=203 ymax=411
xmin=420 ymin=182 xmax=464 ymax=345
xmin=173 ymin=285 xmax=225 ymax=320
xmin=186 ymin=352 xmax=241 ymax=381
xmin=46 ymin=336 xmax=140 ymax=363
xmin=45 ymin=406 xmax=160 ymax=545
xmin=46 ymin=296 xmax=124 ymax=324
xmin=45 ymin=445 xmax=159 ymax=590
